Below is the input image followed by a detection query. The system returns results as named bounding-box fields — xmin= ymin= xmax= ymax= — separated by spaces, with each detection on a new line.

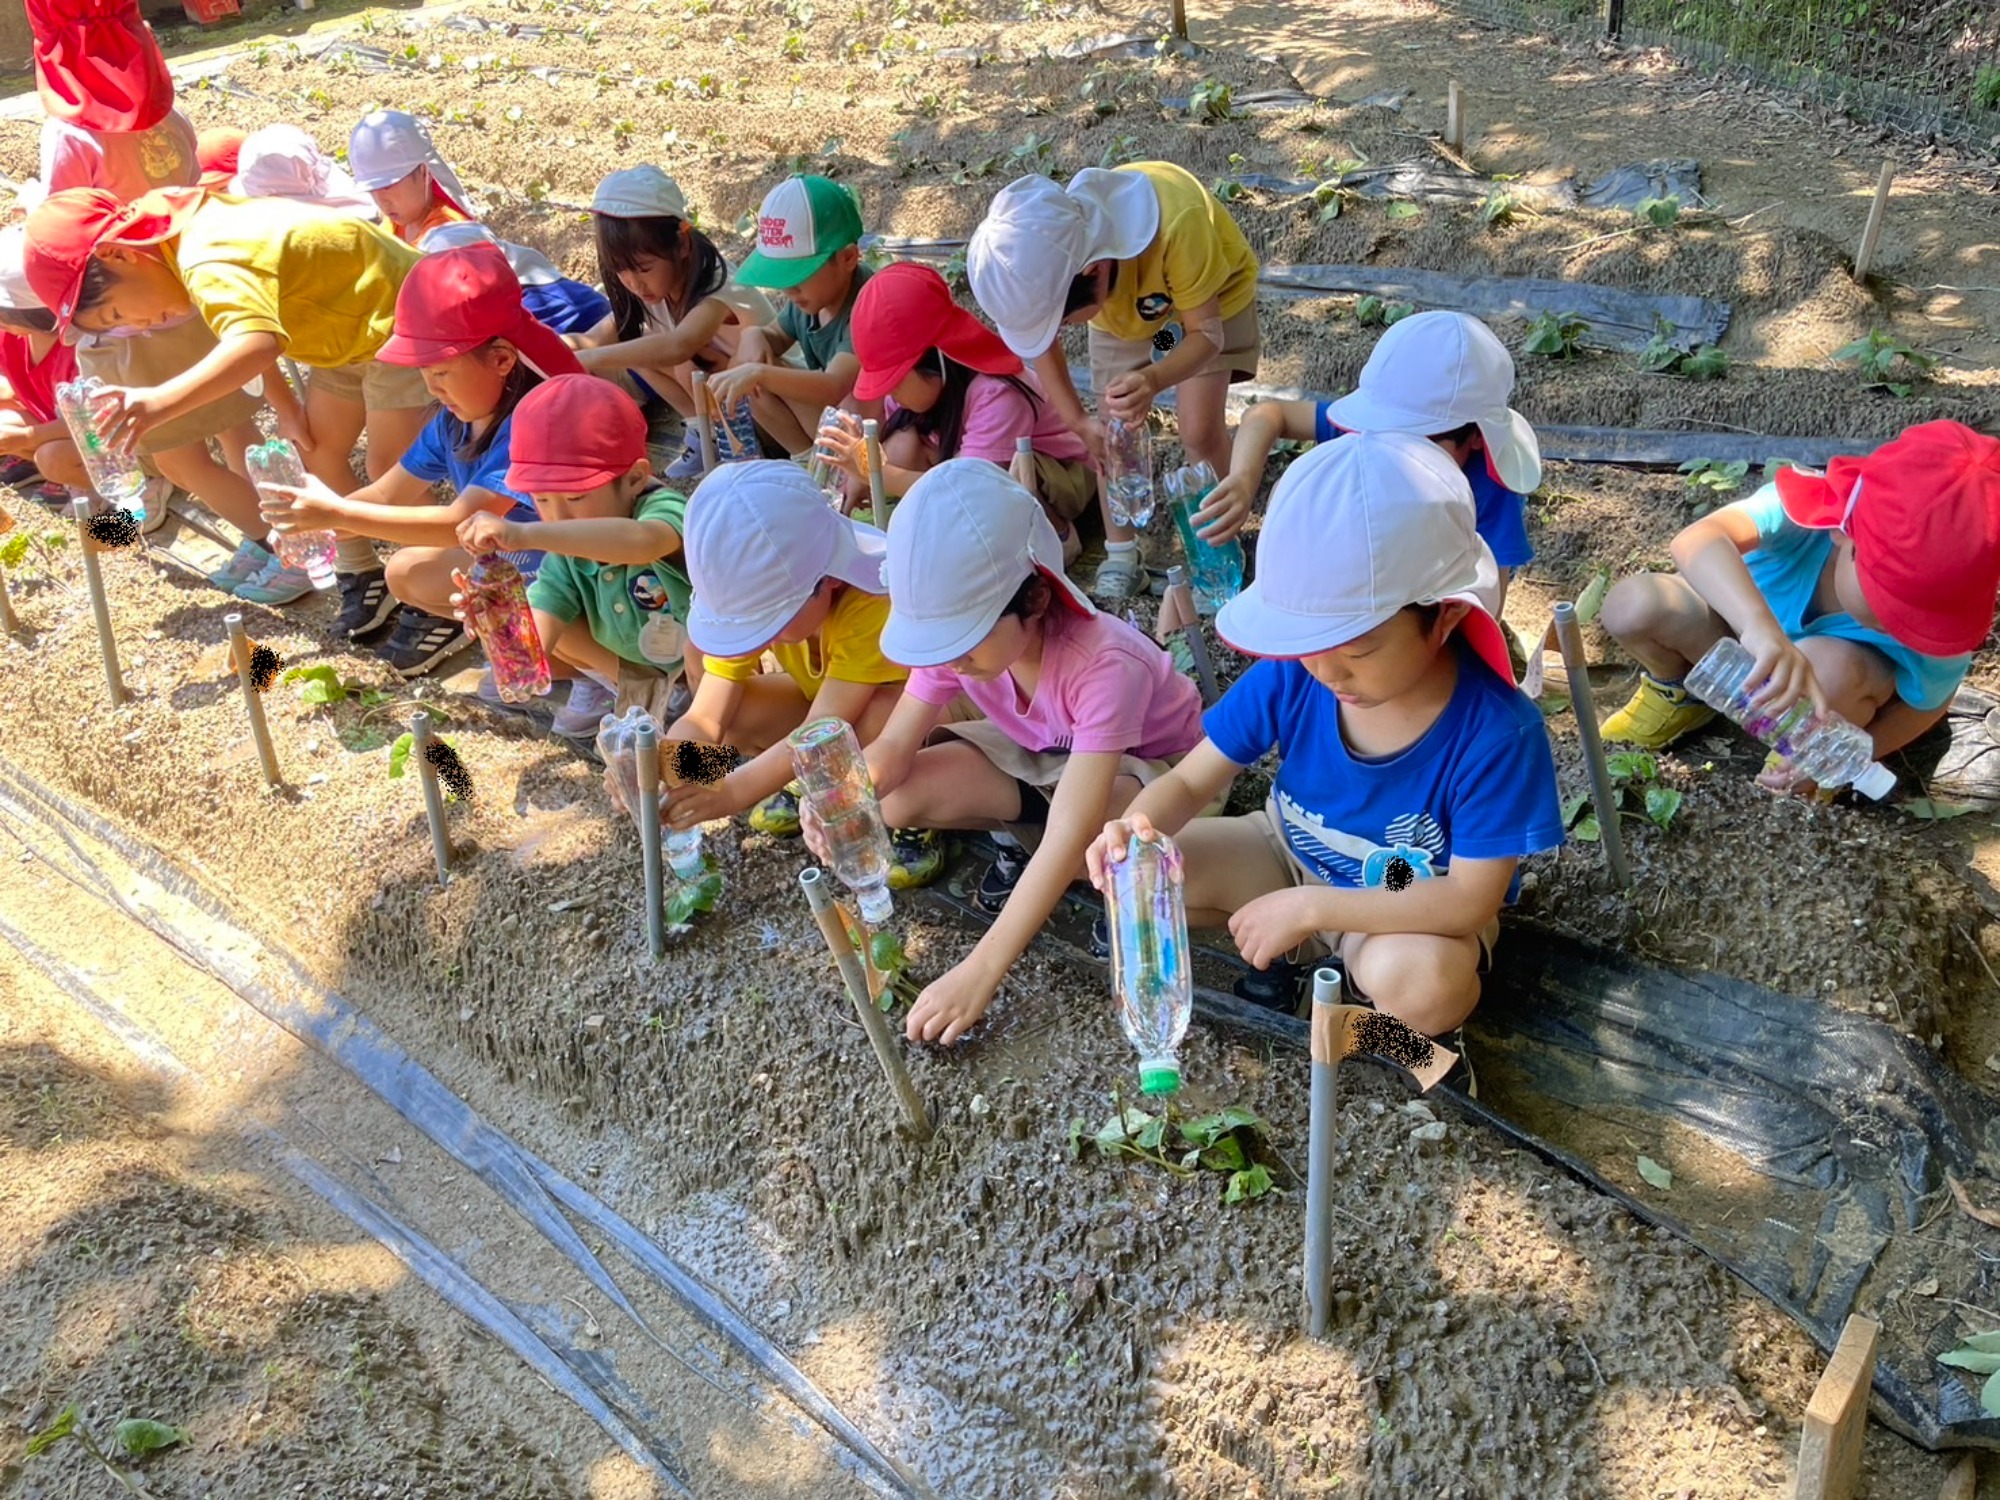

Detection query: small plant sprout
xmin=1187 ymin=78 xmax=1236 ymax=122
xmin=1523 ymin=311 xmax=1591 ymax=359
xmin=1679 ymin=458 xmax=1750 ymax=516
xmin=1563 ymin=750 xmax=1683 ymax=840
xmin=1354 ymin=295 xmax=1416 ymax=328
xmin=1097 ymin=134 xmax=1140 ymax=170
xmin=1639 ymin=320 xmax=1729 ymax=380
xmin=1481 ymin=188 xmax=1521 ymax=228
xmin=1006 ymin=132 xmax=1057 ymax=177
xmin=1310 ymin=159 xmax=1365 ymax=222
xmin=1833 ymin=330 xmax=1937 ymax=397
xmin=1634 ymin=194 xmax=1682 ymax=229
xmin=1212 ymin=154 xmax=1249 ymax=203
xmin=26 ymin=1407 xmax=188 ymax=1495
xmin=1068 ymin=1097 xmax=1277 ymax=1203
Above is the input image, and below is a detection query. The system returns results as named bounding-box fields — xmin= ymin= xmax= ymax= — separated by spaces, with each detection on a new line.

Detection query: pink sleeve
xmin=954 ymin=375 xmax=1036 ymax=466
xmin=905 ymin=664 xmax=967 ymax=706
xmin=41 ymin=121 xmax=101 ymax=194
xmin=1059 ymin=642 xmax=1158 ymax=754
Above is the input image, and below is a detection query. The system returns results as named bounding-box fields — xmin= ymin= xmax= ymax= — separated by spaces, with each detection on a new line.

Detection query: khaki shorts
xmin=933 ymin=717 xmax=1177 ymax=800
xmin=614 ymin=658 xmax=689 ymax=723
xmin=308 ymin=358 xmax=434 ymax=411
xmin=75 ymin=319 xmax=262 ymax=455
xmin=1024 ymin=450 xmax=1097 ymax=526
xmin=1087 ymin=302 xmax=1262 ymax=396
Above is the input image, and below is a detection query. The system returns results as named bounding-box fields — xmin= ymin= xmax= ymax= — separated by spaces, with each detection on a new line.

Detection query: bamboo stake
xmin=1852 ymin=160 xmax=1895 ymax=283
xmin=689 ymin=371 xmax=719 ymax=476
xmin=636 ymin=718 xmax=667 ymax=958
xmin=1169 ymin=0 xmax=1187 ymax=41
xmin=1161 ymin=568 xmax=1220 ymax=706
xmin=1445 ymin=79 xmax=1464 ymax=155
xmin=411 ymin=710 xmax=451 ymax=886
xmin=224 ymin=612 xmax=278 ymax=786
xmin=0 ymin=564 xmax=18 ymax=634
xmin=76 ymin=502 xmax=125 ymax=706
xmin=799 ymin=867 xmax=932 ymax=1141
xmin=1552 ymin=601 xmax=1631 ymax=888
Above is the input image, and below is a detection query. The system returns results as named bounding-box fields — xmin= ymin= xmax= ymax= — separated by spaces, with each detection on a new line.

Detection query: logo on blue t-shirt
xmin=1280 ymin=794 xmax=1447 ymax=889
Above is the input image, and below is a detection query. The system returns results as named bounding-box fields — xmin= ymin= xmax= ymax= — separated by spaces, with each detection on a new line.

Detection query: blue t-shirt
xmin=1204 ymin=645 xmax=1565 ymax=901
xmin=1314 ymin=408 xmax=1533 ymax=567
xmin=522 ymin=277 xmax=612 ymax=336
xmin=399 ymin=410 xmax=543 ymax=572
xmin=1735 ymin=482 xmax=1967 ymax=712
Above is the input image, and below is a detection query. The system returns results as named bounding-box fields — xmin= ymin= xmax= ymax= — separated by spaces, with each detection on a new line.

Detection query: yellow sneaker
xmin=1600 ymin=673 xmax=1716 ymax=748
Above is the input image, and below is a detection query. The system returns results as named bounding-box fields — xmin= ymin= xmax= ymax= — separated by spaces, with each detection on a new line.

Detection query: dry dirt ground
xmin=0 ymin=0 xmax=1999 ymax=1492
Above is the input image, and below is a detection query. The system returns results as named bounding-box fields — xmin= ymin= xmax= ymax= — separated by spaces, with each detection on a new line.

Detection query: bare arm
xmin=575 ymin=299 xmax=732 ymax=375
xmin=497 ymin=515 xmax=683 ymax=568
xmin=106 ymin=329 xmax=280 ymax=447
xmin=1673 ymin=504 xmax=1827 ymax=715
xmin=1198 ymin=399 xmax=1320 ymax=543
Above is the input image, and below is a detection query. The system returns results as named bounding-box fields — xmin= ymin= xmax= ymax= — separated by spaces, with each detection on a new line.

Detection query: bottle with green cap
xmin=1105 ymin=827 xmax=1192 ymax=1095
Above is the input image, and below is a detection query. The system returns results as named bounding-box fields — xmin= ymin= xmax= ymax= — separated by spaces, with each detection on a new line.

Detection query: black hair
xmin=76 ymin=255 xmax=118 ymax=315
xmin=1403 ymin=602 xmax=1443 ymax=632
xmin=1000 ymin=571 xmax=1053 ymax=623
xmin=880 ymin=348 xmax=1043 ymax=463
xmin=1063 ymin=263 xmax=1115 ymax=319
xmin=0 ymin=305 xmax=56 ymax=334
xmin=594 ymin=212 xmax=728 ymax=343
xmin=1427 ymin=420 xmax=1480 ymax=447
xmin=442 ymin=339 xmax=544 ymax=465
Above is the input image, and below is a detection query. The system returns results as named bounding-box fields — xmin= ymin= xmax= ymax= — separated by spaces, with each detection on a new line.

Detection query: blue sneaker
xmin=232 ymin=555 xmax=315 ymax=605
xmin=207 ymin=538 xmax=273 ymax=591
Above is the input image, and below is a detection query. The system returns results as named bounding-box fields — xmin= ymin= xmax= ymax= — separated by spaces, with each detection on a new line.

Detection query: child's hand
xmin=457 ymin=512 xmax=518 ymax=556
xmin=1740 ymin=622 xmax=1828 ymax=717
xmin=1071 ymin=414 xmax=1108 ymax=472
xmin=257 ymin=479 xmax=345 ymax=532
xmin=1101 ymin=369 xmax=1158 ymax=425
xmin=662 ymin=778 xmax=740 ymax=831
xmin=1086 ymin=812 xmax=1159 ymax=891
xmin=1193 ymin=469 xmax=1255 ymax=544
xmin=447 ymin=569 xmax=474 ymax=628
xmin=705 ymin=365 xmax=762 ymax=410
xmin=799 ymin=795 xmax=831 ymax=864
xmin=97 ymin=385 xmax=165 ymax=451
xmin=905 ymin=959 xmax=997 ymax=1046
xmin=816 ymin=412 xmax=867 ymax=482
xmin=1228 ymin=887 xmax=1319 ymax=971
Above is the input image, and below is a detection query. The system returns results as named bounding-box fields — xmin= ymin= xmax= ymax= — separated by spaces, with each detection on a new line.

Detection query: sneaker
xmin=551 ymin=676 xmax=617 ymax=739
xmin=0 ymin=457 xmax=40 ymax=490
xmin=748 ymin=784 xmax=802 ymax=837
xmin=663 ymin=429 xmax=706 ymax=483
xmin=716 ymin=398 xmax=762 ymax=462
xmin=1600 ymin=671 xmax=1716 ymax=749
xmin=1440 ymin=1026 xmax=1477 ymax=1099
xmin=1092 ymin=549 xmax=1144 ymax=602
xmin=376 ymin=606 xmax=472 ymax=677
xmin=232 ymin=555 xmax=315 ymax=605
xmin=207 ymin=537 xmax=273 ymax=591
xmin=333 ymin=567 xmax=396 ymax=641
xmin=136 ymin=475 xmax=173 ymax=535
xmin=887 ymin=827 xmax=944 ymax=890
xmin=1233 ymin=956 xmax=1308 ymax=1015
xmin=975 ymin=844 xmax=1027 ymax=913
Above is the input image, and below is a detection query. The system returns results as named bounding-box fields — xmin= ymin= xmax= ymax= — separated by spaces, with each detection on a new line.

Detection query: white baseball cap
xmin=965 ymin=168 xmax=1160 ymax=359
xmin=231 ymin=124 xmax=378 ymax=216
xmin=1323 ymin=310 xmax=1543 ymax=494
xmin=0 ymin=227 xmax=43 ymax=311
xmin=591 ymin=164 xmax=689 ymax=221
xmin=419 ymin=219 xmax=566 ymax=287
xmin=1216 ymin=430 xmax=1515 ymax=684
xmin=683 ymin=460 xmax=888 ymax=658
xmin=347 ymin=110 xmax=474 ymax=215
xmin=880 ymin=458 xmax=1095 ymax=667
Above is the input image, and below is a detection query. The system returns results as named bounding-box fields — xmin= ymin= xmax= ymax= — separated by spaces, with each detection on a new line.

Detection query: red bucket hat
xmin=506 ymin=374 xmax=649 ymax=495
xmin=377 ymin=243 xmax=585 ymax=380
xmin=28 ymin=0 xmax=174 ymax=134
xmin=851 ymin=261 xmax=1021 ymax=402
xmin=23 ymin=186 xmax=206 ymax=332
xmin=1775 ymin=420 xmax=2000 ymax=656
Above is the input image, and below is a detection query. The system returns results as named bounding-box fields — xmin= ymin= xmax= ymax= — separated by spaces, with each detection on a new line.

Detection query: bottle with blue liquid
xmin=1164 ymin=461 xmax=1244 ymax=614
xmin=1104 ymin=828 xmax=1191 ymax=1095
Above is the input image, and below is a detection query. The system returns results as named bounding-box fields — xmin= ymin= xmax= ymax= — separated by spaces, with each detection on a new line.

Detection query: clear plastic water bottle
xmin=1104 ymin=828 xmax=1191 ymax=1095
xmin=1683 ymin=636 xmax=1897 ymax=798
xmin=1103 ymin=417 xmax=1155 ymax=529
xmin=54 ymin=376 xmax=148 ymax=517
xmin=1164 ymin=461 xmax=1244 ymax=614
xmin=663 ymin=823 xmax=705 ymax=879
xmin=805 ymin=405 xmax=847 ymax=505
xmin=244 ymin=438 xmax=337 ymax=589
xmin=460 ymin=554 xmax=552 ymax=703
xmin=788 ymin=715 xmax=894 ymax=924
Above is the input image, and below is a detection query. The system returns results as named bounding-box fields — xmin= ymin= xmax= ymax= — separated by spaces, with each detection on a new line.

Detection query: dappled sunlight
xmin=586 ymin=1453 xmax=661 ymax=1499
xmin=1432 ymin=1172 xmax=1604 ymax=1320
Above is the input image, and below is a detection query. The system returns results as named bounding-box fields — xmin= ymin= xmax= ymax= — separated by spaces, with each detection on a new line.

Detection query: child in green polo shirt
xmin=706 ymin=175 xmax=871 ymax=457
xmin=454 ymin=374 xmax=693 ymax=727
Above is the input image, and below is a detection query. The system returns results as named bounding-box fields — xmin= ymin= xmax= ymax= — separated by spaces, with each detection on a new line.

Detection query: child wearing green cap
xmin=706 ymin=175 xmax=871 ymax=458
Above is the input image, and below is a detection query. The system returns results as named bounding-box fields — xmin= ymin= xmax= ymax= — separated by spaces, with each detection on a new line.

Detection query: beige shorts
xmin=1024 ymin=450 xmax=1097 ymax=526
xmin=75 ymin=319 xmax=263 ymax=455
xmin=933 ymin=717 xmax=1177 ymax=800
xmin=614 ymin=658 xmax=688 ymax=723
xmin=1087 ymin=302 xmax=1262 ymax=395
xmin=308 ymin=358 xmax=433 ymax=411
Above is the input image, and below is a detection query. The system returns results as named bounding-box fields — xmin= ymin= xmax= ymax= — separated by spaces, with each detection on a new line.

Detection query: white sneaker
xmin=1092 ymin=550 xmax=1145 ymax=602
xmin=136 ymin=475 xmax=174 ymax=534
xmin=552 ymin=677 xmax=618 ymax=739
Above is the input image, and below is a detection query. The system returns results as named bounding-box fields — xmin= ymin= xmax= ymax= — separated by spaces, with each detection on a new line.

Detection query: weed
xmin=1006 ymin=132 xmax=1058 ymax=177
xmin=1523 ymin=311 xmax=1590 ymax=359
xmin=1833 ymin=329 xmax=1936 ymax=396
xmin=1068 ymin=1097 xmax=1277 ymax=1203
xmin=26 ymin=1407 xmax=186 ymax=1495
xmin=1080 ymin=62 xmax=1141 ymax=115
xmin=1633 ymin=193 xmax=1682 ymax=229
xmin=1382 ymin=200 xmax=1421 ymax=222
xmin=1679 ymin=458 xmax=1749 ymax=515
xmin=1563 ymin=750 xmax=1684 ymax=839
xmin=1187 ymin=78 xmax=1236 ymax=122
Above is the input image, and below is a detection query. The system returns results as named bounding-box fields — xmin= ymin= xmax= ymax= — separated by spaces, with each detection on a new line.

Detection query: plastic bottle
xmin=805 ymin=405 xmax=847 ymax=505
xmin=54 ymin=376 xmax=148 ymax=517
xmin=243 ymin=439 xmax=338 ymax=589
xmin=596 ymin=706 xmax=706 ymax=878
xmin=1164 ymin=461 xmax=1244 ymax=614
xmin=1682 ymin=636 xmax=1897 ymax=798
xmin=1103 ymin=417 xmax=1155 ymax=529
xmin=788 ymin=715 xmax=894 ymax=924
xmin=460 ymin=554 xmax=552 ymax=703
xmin=1104 ymin=828 xmax=1191 ymax=1095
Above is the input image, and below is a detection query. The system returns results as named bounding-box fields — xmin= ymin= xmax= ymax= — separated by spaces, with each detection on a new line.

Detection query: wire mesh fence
xmin=1441 ymin=0 xmax=2000 ymax=150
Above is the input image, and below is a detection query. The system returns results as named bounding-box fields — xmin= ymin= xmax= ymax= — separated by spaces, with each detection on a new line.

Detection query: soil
xmin=1 ymin=0 xmax=1999 ymax=1491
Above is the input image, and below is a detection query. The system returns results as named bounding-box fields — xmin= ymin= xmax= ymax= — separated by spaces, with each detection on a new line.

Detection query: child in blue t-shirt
xmin=1599 ymin=422 xmax=2000 ymax=789
xmin=1087 ymin=431 xmax=1564 ymax=1038
xmin=1201 ymin=310 xmax=1541 ymax=615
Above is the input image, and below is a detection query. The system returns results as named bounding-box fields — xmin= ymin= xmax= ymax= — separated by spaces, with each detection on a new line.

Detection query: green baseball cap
xmin=737 ymin=175 xmax=863 ymax=289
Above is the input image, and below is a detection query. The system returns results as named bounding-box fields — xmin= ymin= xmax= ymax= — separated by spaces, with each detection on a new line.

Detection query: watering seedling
xmin=1067 ymin=1093 xmax=1277 ymax=1205
xmin=25 ymin=1406 xmax=188 ymax=1495
xmin=1524 ymin=311 xmax=1591 ymax=359
xmin=1834 ymin=330 xmax=1936 ymax=397
xmin=1562 ymin=750 xmax=1683 ymax=840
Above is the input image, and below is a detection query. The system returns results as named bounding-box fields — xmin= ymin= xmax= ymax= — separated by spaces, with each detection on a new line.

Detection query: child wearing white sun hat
xmin=813 ymin=457 xmax=1205 ymax=1047
xmin=1087 ymin=430 xmax=1564 ymax=1041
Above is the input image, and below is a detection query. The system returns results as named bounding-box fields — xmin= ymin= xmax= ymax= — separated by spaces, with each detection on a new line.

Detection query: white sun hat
xmin=231 ymin=125 xmax=378 ymax=216
xmin=590 ymin=164 xmax=689 ymax=220
xmin=347 ymin=109 xmax=474 ymax=215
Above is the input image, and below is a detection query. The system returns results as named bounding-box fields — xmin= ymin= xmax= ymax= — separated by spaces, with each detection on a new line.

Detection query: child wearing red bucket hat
xmin=1088 ymin=431 xmax=1564 ymax=1038
xmin=818 ymin=262 xmax=1094 ymax=555
xmin=1599 ymin=421 xmax=2000 ymax=789
xmin=256 ymin=244 xmax=588 ymax=683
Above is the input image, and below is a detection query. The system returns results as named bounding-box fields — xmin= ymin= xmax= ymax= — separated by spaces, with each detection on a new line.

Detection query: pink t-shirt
xmin=907 ymin=605 xmax=1203 ymax=759
xmin=41 ymin=109 xmax=200 ymax=198
xmin=889 ymin=368 xmax=1091 ymax=467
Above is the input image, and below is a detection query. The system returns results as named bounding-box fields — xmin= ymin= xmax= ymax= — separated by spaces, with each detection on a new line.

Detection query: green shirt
xmin=527 ymin=485 xmax=692 ymax=670
xmin=776 ymin=263 xmax=871 ymax=372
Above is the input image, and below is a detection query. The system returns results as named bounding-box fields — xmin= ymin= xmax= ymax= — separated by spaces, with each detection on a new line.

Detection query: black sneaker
xmin=375 ymin=606 xmax=472 ymax=677
xmin=333 ymin=567 xmax=396 ymax=641
xmin=975 ymin=845 xmax=1027 ymax=913
xmin=1232 ymin=956 xmax=1308 ymax=1014
xmin=0 ymin=457 xmax=40 ymax=490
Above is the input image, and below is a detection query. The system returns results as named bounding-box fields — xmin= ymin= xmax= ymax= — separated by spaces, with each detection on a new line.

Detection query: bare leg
xmin=1171 ymin=367 xmax=1235 ymax=480
xmin=152 ymin=440 xmax=265 ymax=536
xmin=363 ymin=403 xmax=431 ymax=483
xmin=1341 ymin=930 xmax=1485 ymax=1037
xmin=1599 ymin=571 xmax=1732 ymax=681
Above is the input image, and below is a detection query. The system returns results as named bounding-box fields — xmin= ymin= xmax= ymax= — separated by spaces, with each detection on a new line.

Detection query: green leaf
xmin=1067 ymin=1116 xmax=1087 ymax=1159
xmin=1572 ymin=812 xmax=1601 ymax=842
xmin=1135 ymin=1115 xmax=1168 ymax=1151
xmin=1574 ymin=568 xmax=1610 ymax=625
xmin=285 ymin=663 xmax=348 ymax=705
xmin=114 ymin=1418 xmax=189 ymax=1457
xmin=1224 ymin=1164 xmax=1274 ymax=1203
xmin=1960 ymin=1330 xmax=2000 ymax=1353
xmin=1178 ymin=1113 xmax=1226 ymax=1147
xmin=1985 ymin=1368 xmax=2000 ymax=1419
xmin=1832 ymin=336 xmax=1875 ymax=364
xmin=1383 ymin=201 xmax=1420 ymax=220
xmin=1644 ymin=785 xmax=1683 ymax=830
xmin=869 ymin=929 xmax=908 ymax=976
xmin=25 ymin=1406 xmax=78 ymax=1457
xmin=387 ymin=731 xmax=414 ymax=779
xmin=1355 ymin=294 xmax=1384 ymax=325
xmin=1219 ymin=1105 xmax=1265 ymax=1134
xmin=1637 ymin=334 xmax=1683 ymax=374
xmin=1900 ymin=797 xmax=1978 ymax=820
xmin=1199 ymin=1135 xmax=1248 ymax=1172
xmin=0 ymin=532 xmax=29 ymax=569
xmin=1093 ymin=1107 xmax=1151 ymax=1153
xmin=1561 ymin=791 xmax=1589 ymax=828
xmin=1681 ymin=345 xmax=1729 ymax=380
xmin=1636 ymin=1155 xmax=1673 ymax=1190
xmin=1537 ymin=693 xmax=1571 ymax=717
xmin=1382 ymin=300 xmax=1416 ymax=325
xmin=665 ymin=870 xmax=725 ymax=926
xmin=1318 ymin=196 xmax=1342 ymax=222
xmin=1938 ymin=1349 xmax=2000 ymax=1374
xmin=1606 ymin=750 xmax=1657 ymax=783
xmin=1634 ymin=193 xmax=1681 ymax=228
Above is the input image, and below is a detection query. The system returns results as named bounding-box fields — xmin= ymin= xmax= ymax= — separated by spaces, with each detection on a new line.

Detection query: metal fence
xmin=1442 ymin=0 xmax=2000 ymax=150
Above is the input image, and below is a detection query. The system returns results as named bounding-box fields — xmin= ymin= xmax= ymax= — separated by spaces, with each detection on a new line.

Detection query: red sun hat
xmin=23 ymin=186 xmax=206 ymax=332
xmin=377 ymin=243 xmax=585 ymax=381
xmin=506 ymin=374 xmax=649 ymax=495
xmin=195 ymin=126 xmax=248 ymax=188
xmin=850 ymin=261 xmax=1022 ymax=402
xmin=1775 ymin=420 xmax=2000 ymax=657
xmin=28 ymin=0 xmax=175 ymax=134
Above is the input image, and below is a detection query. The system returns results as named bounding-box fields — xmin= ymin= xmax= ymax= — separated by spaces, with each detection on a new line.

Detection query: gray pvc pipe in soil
xmin=636 ymin=718 xmax=667 ymax=958
xmin=1303 ymin=967 xmax=1341 ymax=1340
xmin=77 ymin=504 xmax=126 ymax=707
xmin=412 ymin=711 xmax=451 ymax=885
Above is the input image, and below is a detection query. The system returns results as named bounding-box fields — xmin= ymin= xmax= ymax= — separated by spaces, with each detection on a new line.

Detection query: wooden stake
xmin=1852 ymin=160 xmax=1895 ymax=283
xmin=1169 ymin=0 xmax=1187 ymax=41
xmin=411 ymin=711 xmax=451 ymax=887
xmin=688 ymin=370 xmax=719 ymax=476
xmin=1552 ymin=601 xmax=1630 ymax=889
xmin=799 ymin=867 xmax=932 ymax=1141
xmin=1937 ymin=1454 xmax=1977 ymax=1500
xmin=225 ymin=612 xmax=279 ymax=787
xmin=0 ymin=564 xmax=18 ymax=634
xmin=1791 ymin=1313 xmax=1879 ymax=1500
xmin=1445 ymin=79 xmax=1464 ymax=155
xmin=862 ymin=419 xmax=888 ymax=519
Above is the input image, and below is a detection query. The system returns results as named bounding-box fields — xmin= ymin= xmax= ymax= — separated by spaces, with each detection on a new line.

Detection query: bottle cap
xmin=1850 ymin=761 xmax=1897 ymax=800
xmin=858 ymin=884 xmax=894 ymax=925
xmin=1138 ymin=1059 xmax=1181 ymax=1095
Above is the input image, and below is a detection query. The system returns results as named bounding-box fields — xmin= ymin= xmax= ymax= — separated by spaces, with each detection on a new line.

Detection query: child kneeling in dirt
xmin=1202 ymin=310 xmax=1541 ymax=617
xmin=1597 ymin=421 xmax=2000 ymax=791
xmin=1086 ymin=432 xmax=1565 ymax=1039
xmin=449 ymin=374 xmax=696 ymax=732
xmin=660 ymin=461 xmax=908 ymax=848
xmin=807 ymin=458 xmax=1205 ymax=1047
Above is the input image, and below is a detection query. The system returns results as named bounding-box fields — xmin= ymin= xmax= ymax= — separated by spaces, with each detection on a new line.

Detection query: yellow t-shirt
xmin=167 ymin=195 xmax=422 ymax=369
xmin=702 ymin=585 xmax=906 ymax=698
xmin=1090 ymin=162 xmax=1259 ymax=344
